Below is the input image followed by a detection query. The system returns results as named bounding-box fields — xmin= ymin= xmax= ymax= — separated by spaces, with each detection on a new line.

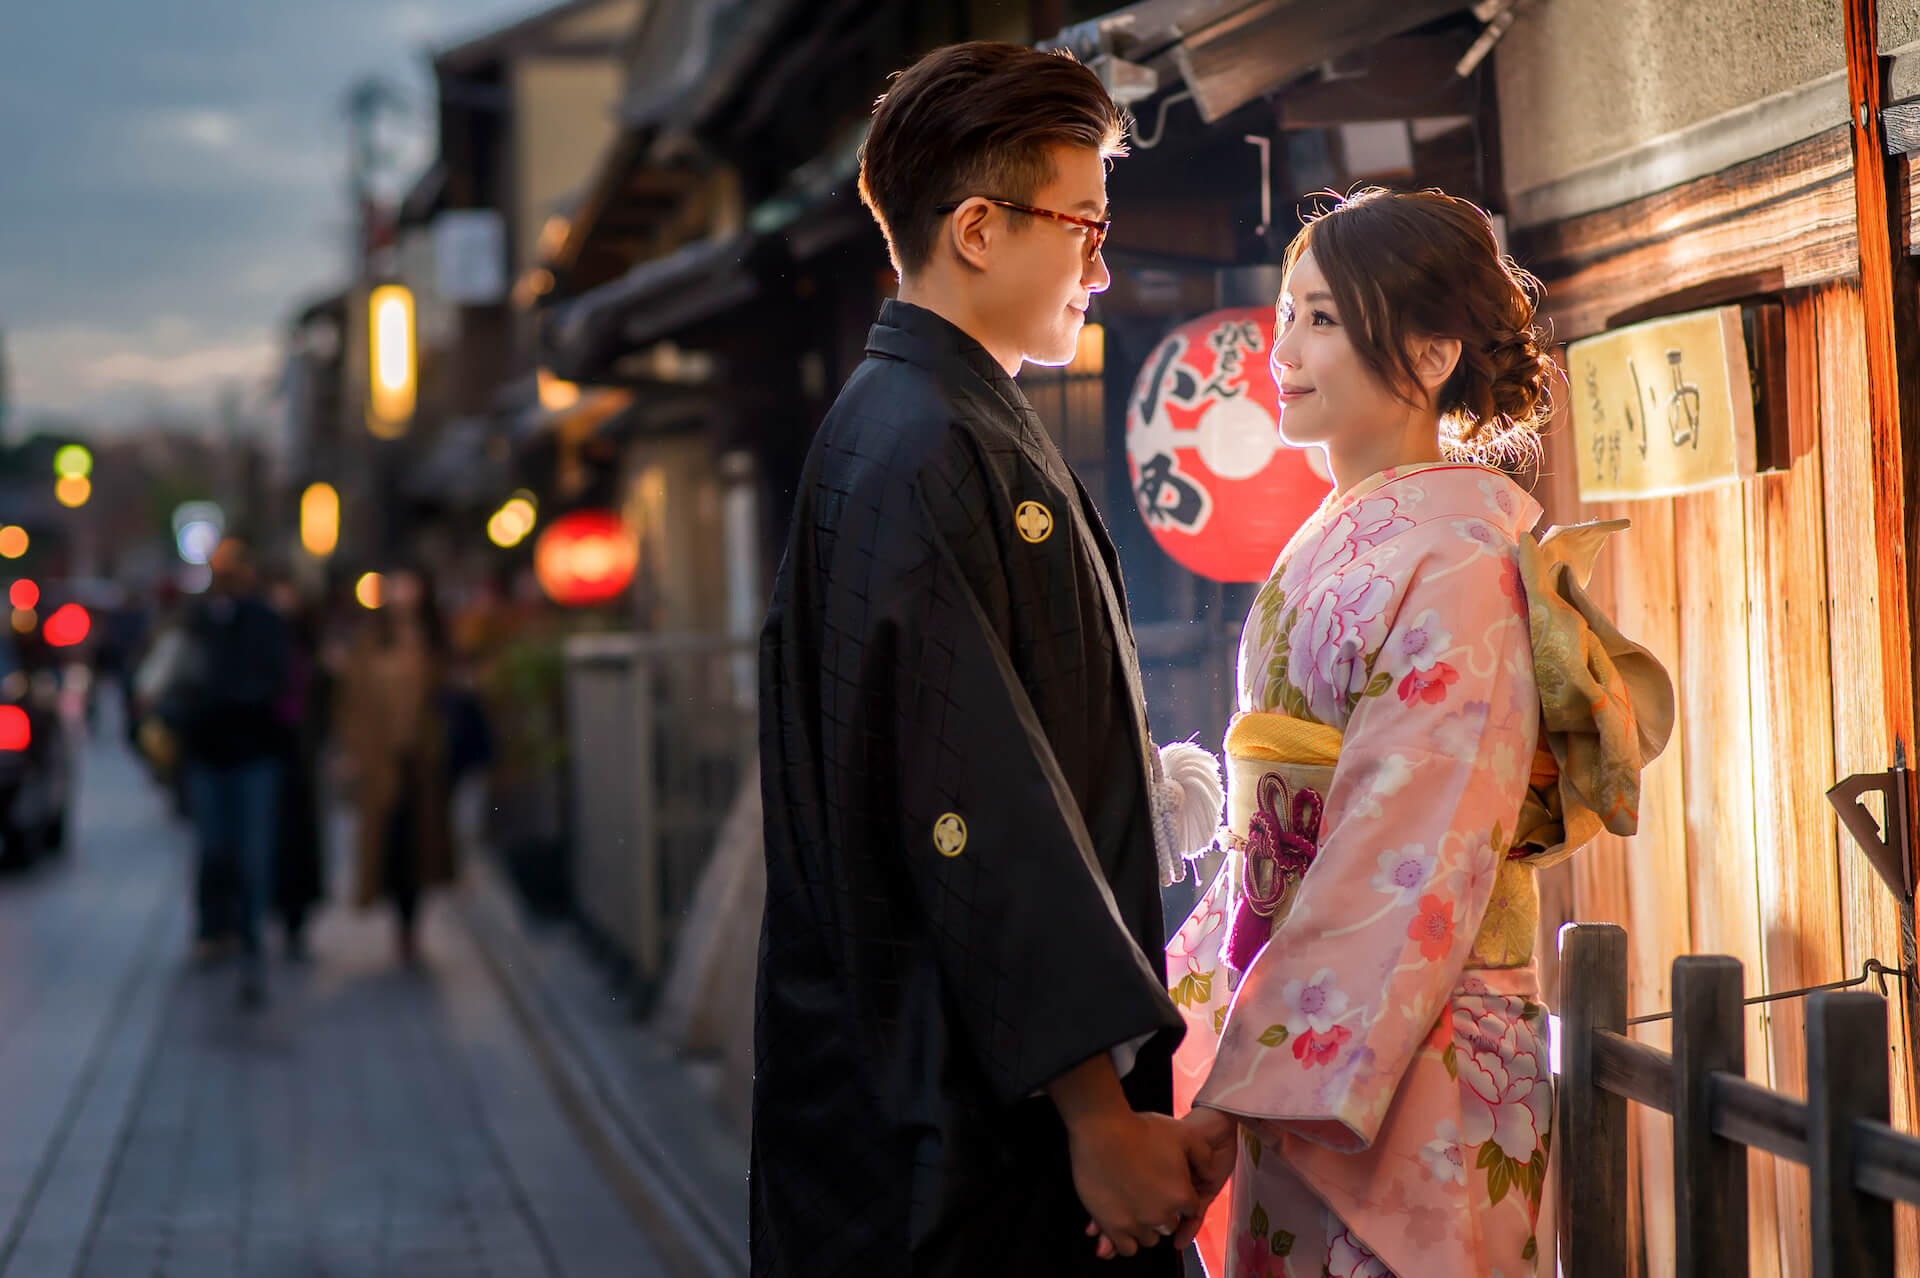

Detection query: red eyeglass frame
xmin=933 ymin=197 xmax=1110 ymax=257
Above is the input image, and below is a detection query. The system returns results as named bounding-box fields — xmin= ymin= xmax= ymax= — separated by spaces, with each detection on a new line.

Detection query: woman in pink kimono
xmin=1159 ymin=190 xmax=1674 ymax=1277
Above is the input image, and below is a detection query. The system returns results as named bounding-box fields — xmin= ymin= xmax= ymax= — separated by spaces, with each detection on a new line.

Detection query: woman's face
xmin=1268 ymin=248 xmax=1407 ymax=452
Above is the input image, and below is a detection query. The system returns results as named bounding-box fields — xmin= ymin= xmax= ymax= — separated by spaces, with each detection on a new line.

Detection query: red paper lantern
xmin=533 ymin=509 xmax=637 ymax=607
xmin=1125 ymin=307 xmax=1332 ymax=582
xmin=44 ymin=603 xmax=90 ymax=648
xmin=0 ymin=706 xmax=27 ymax=752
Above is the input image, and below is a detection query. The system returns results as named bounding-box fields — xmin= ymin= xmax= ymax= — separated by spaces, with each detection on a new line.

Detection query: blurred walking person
xmin=160 ymin=539 xmax=291 ymax=1008
xmin=337 ymin=570 xmax=455 ymax=964
xmin=269 ymin=580 xmax=329 ymax=962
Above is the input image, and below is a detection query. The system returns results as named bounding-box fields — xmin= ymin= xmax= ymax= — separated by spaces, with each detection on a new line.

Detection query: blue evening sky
xmin=1 ymin=0 xmax=537 ymax=434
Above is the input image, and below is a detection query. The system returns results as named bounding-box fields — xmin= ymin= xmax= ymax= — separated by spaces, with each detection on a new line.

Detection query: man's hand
xmin=1046 ymin=1055 xmax=1201 ymax=1258
xmin=1088 ymin=1106 xmax=1239 ymax=1258
xmin=1067 ymin=1110 xmax=1203 ymax=1257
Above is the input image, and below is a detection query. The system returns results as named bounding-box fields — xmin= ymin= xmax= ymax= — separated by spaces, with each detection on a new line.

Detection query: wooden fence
xmin=1559 ymin=922 xmax=1920 ymax=1275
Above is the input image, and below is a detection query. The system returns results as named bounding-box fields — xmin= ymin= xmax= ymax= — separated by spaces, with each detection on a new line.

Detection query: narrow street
xmin=0 ymin=721 xmax=673 ymax=1278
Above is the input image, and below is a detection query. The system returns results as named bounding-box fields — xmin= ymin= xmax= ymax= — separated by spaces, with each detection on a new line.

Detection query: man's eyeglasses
xmin=933 ymin=197 xmax=1110 ymax=259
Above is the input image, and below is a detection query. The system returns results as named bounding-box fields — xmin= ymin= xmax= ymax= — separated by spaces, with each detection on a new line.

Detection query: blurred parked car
xmin=0 ymin=631 xmax=72 ymax=867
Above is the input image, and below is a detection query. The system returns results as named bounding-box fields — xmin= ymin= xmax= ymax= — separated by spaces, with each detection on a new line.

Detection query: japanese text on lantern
xmin=1565 ymin=305 xmax=1758 ymax=501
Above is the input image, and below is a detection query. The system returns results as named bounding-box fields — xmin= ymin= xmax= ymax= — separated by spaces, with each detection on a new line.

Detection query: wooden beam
xmin=1513 ymin=128 xmax=1857 ymax=342
xmin=1172 ymin=0 xmax=1460 ymax=123
xmin=1274 ymin=36 xmax=1477 ymax=129
xmin=1671 ymin=956 xmax=1750 ymax=1277
xmin=1558 ymin=924 xmax=1632 ymax=1278
xmin=1845 ymin=0 xmax=1920 ymax=1188
xmin=1806 ymin=992 xmax=1896 ymax=1275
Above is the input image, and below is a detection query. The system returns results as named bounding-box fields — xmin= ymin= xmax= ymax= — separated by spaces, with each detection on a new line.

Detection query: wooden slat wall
xmin=1743 ymin=291 xmax=1845 ymax=1277
xmin=1534 ymin=281 xmax=1919 ymax=1277
xmin=1809 ymin=283 xmax=1920 ymax=1266
xmin=1605 ymin=493 xmax=1691 ymax=1278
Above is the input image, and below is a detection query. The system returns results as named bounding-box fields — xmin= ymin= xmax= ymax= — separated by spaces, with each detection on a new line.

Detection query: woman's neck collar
xmin=1326 ymin=437 xmax=1446 ymax=497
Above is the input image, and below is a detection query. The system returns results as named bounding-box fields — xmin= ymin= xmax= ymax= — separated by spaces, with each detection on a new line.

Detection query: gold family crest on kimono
xmin=1166 ymin=462 xmax=1673 ymax=1278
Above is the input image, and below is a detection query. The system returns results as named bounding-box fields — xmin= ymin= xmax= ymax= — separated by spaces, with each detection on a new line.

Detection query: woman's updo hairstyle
xmin=1282 ymin=187 xmax=1554 ymax=467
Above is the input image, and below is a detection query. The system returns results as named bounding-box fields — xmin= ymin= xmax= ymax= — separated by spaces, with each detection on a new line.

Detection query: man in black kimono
xmin=755 ymin=43 xmax=1229 ymax=1277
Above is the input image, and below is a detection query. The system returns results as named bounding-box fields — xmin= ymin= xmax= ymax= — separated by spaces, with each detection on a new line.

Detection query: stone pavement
xmin=0 ymin=723 xmax=675 ymax=1278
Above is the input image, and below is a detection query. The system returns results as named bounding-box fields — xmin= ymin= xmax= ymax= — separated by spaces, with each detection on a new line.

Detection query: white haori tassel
xmin=1149 ymin=738 xmax=1225 ymax=886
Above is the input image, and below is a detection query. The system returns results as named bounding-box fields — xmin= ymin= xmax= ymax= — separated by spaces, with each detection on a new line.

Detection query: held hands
xmin=1083 ymin=1105 xmax=1238 ymax=1260
xmin=1067 ymin=1110 xmax=1204 ymax=1258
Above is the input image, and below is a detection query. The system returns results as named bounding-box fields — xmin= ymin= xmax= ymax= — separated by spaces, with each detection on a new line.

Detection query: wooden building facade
xmin=1504 ymin=3 xmax=1920 ymax=1274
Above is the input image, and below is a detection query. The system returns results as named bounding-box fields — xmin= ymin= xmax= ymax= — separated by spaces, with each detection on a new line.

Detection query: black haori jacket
xmin=754 ymin=301 xmax=1186 ymax=1277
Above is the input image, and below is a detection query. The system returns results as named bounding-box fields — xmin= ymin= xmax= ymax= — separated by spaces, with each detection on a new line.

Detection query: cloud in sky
xmin=0 ymin=0 xmax=537 ymax=434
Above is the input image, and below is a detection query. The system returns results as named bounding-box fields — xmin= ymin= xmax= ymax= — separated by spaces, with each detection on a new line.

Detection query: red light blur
xmin=0 ymin=705 xmax=27 ymax=751
xmin=43 ymin=603 xmax=89 ymax=648
xmin=7 ymin=579 xmax=37 ymax=611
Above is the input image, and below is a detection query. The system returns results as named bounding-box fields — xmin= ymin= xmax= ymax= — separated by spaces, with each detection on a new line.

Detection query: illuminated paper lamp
xmin=1124 ymin=307 xmax=1332 ymax=582
xmin=44 ymin=603 xmax=89 ymax=648
xmin=533 ymin=509 xmax=636 ymax=607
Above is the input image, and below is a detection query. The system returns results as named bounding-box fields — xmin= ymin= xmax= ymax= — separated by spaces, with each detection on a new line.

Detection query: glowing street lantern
xmin=177 ymin=520 xmax=220 ymax=566
xmin=54 ymin=445 xmax=92 ymax=479
xmin=537 ymin=367 xmax=580 ymax=412
xmin=0 ymin=706 xmax=28 ymax=752
xmin=488 ymin=495 xmax=537 ymax=548
xmin=43 ymin=603 xmax=89 ymax=648
xmin=0 ymin=527 xmax=24 ymax=559
xmin=300 ymin=482 xmax=340 ymax=557
xmin=355 ymin=572 xmax=384 ymax=610
xmin=367 ymin=284 xmax=417 ymax=438
xmin=8 ymin=579 xmax=37 ymax=610
xmin=55 ymin=475 xmax=91 ymax=508
xmin=170 ymin=501 xmax=225 ymax=565
xmin=533 ymin=509 xmax=636 ymax=607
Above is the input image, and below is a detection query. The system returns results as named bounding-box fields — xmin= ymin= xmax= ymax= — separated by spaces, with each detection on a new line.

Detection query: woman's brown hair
xmin=1282 ymin=187 xmax=1554 ymax=466
xmin=858 ymin=42 xmax=1126 ymax=277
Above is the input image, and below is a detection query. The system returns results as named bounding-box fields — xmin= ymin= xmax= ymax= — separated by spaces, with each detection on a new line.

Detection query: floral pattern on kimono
xmin=1170 ymin=463 xmax=1553 ymax=1278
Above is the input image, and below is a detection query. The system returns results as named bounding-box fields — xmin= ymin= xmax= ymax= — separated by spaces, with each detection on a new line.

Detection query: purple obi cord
xmin=1224 ymin=772 xmax=1324 ymax=973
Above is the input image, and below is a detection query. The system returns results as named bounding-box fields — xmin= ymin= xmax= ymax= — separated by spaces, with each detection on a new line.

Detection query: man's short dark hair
xmin=858 ymin=42 xmax=1126 ymax=278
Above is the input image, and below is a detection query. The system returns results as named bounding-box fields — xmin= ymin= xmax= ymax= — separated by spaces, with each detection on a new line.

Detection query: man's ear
xmin=944 ymin=197 xmax=996 ymax=273
xmin=1410 ymin=333 xmax=1462 ymax=401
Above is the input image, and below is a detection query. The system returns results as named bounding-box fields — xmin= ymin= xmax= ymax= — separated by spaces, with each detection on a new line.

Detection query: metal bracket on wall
xmin=1829 ymin=746 xmax=1913 ymax=901
xmin=1828 ymin=745 xmax=1920 ymax=1055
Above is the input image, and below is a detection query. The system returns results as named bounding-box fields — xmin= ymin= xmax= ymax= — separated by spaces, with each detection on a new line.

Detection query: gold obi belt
xmin=1218 ymin=710 xmax=1554 ymax=972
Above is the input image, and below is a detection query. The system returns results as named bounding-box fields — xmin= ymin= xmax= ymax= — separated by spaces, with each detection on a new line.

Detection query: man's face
xmin=976 ymin=143 xmax=1111 ymax=369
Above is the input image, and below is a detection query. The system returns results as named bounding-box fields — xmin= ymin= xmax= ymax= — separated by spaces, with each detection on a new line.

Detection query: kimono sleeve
xmin=872 ymin=448 xmax=1183 ymax=1107
xmin=1195 ymin=529 xmax=1539 ymax=1150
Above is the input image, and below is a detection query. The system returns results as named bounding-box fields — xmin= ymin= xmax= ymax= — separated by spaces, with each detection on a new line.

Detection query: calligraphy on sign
xmin=1124 ymin=307 xmax=1332 ymax=583
xmin=1566 ymin=305 xmax=1758 ymax=501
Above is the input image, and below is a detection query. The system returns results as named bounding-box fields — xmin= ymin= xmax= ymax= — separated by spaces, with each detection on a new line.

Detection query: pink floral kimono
xmin=1167 ymin=462 xmax=1672 ymax=1278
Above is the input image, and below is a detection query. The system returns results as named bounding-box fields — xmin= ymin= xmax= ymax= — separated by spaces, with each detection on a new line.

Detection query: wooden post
xmin=1844 ymin=0 xmax=1920 ymax=1164
xmin=1808 ymin=990 xmax=1895 ymax=1277
xmin=1558 ymin=923 xmax=1630 ymax=1278
xmin=1670 ymin=956 xmax=1749 ymax=1277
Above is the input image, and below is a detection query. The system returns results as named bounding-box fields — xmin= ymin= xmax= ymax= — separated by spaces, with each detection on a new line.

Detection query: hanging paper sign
xmin=1566 ymin=305 xmax=1758 ymax=500
xmin=1125 ymin=307 xmax=1331 ymax=582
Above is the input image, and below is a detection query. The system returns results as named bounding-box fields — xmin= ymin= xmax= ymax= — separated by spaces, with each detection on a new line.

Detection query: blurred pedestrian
xmin=268 ymin=579 xmax=329 ymax=962
xmin=98 ymin=589 xmax=151 ymax=746
xmin=337 ymin=569 xmax=455 ymax=965
xmin=159 ymin=539 xmax=290 ymax=1008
